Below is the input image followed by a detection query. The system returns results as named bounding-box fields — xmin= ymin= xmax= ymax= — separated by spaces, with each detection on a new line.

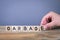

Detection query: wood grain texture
xmin=0 ymin=30 xmax=60 ymax=40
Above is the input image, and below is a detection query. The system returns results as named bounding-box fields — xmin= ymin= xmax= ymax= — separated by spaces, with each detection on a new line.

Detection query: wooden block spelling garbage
xmin=0 ymin=26 xmax=44 ymax=33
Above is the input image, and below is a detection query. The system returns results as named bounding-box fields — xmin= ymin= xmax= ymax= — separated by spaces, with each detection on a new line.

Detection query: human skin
xmin=41 ymin=11 xmax=60 ymax=30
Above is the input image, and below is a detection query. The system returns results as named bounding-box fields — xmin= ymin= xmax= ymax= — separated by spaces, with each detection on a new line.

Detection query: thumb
xmin=44 ymin=21 xmax=55 ymax=30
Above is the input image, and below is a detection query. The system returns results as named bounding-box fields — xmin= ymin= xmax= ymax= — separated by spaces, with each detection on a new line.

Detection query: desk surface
xmin=0 ymin=30 xmax=60 ymax=40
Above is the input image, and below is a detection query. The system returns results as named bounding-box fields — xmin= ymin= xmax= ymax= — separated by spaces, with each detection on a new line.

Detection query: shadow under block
xmin=0 ymin=30 xmax=60 ymax=40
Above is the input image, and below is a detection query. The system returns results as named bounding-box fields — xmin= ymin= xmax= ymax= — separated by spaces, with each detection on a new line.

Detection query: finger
xmin=41 ymin=17 xmax=47 ymax=25
xmin=41 ymin=15 xmax=52 ymax=25
xmin=44 ymin=21 xmax=55 ymax=30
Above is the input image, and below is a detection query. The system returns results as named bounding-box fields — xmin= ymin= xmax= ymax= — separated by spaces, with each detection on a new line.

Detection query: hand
xmin=41 ymin=11 xmax=60 ymax=30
